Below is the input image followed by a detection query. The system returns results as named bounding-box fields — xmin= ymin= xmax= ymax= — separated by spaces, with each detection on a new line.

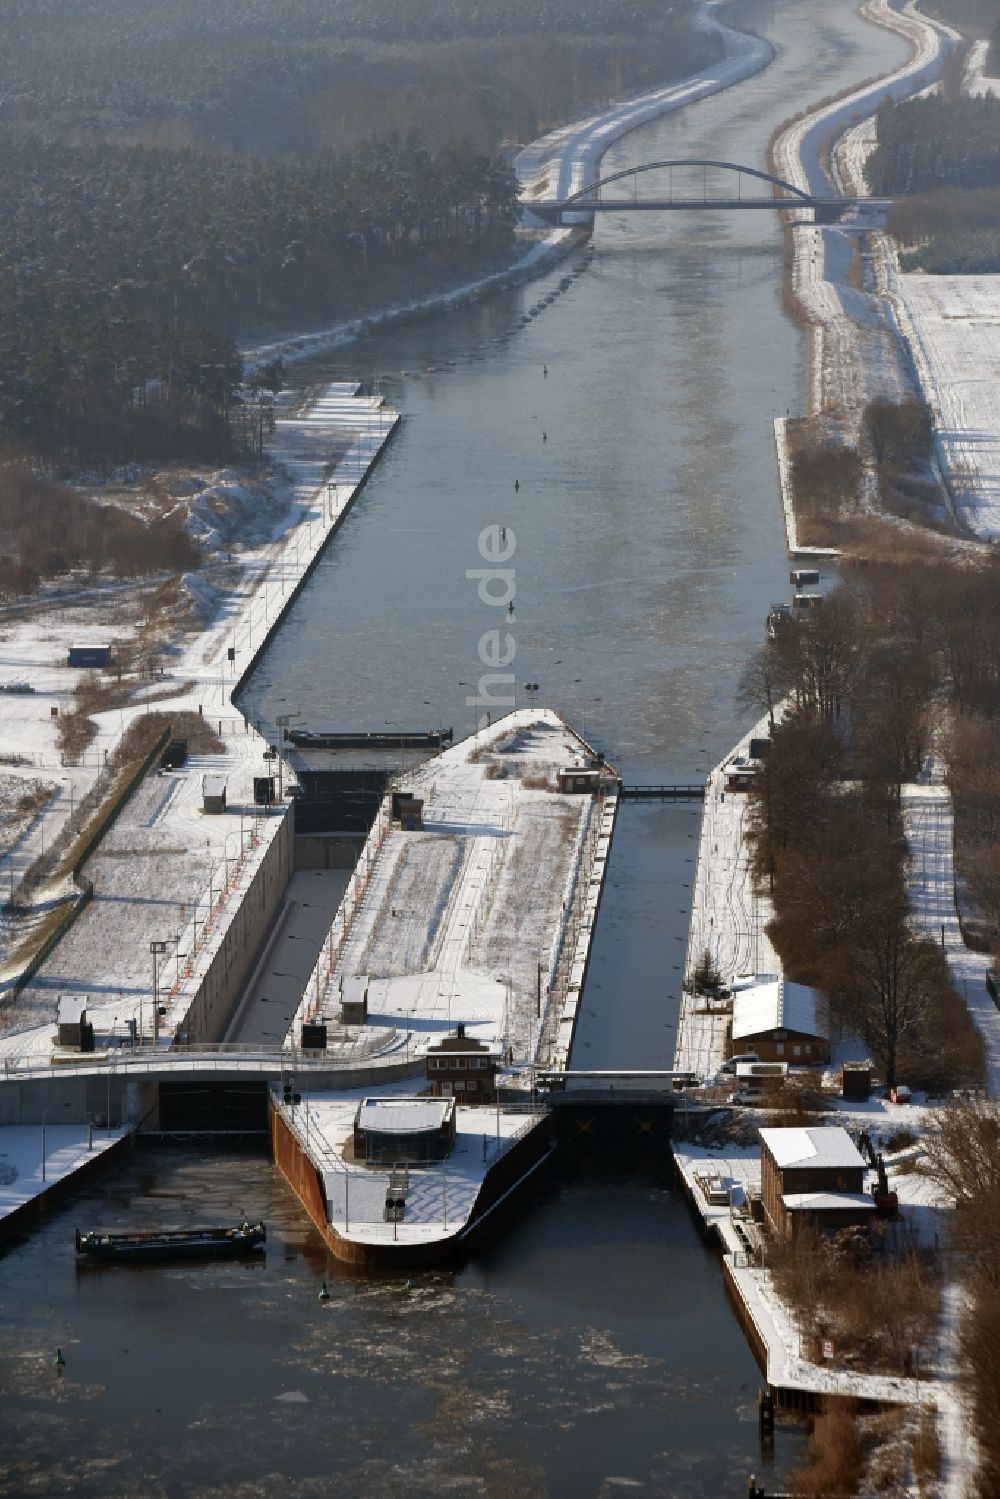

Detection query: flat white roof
xmin=202 ymin=774 xmax=227 ymax=796
xmin=732 ymin=978 xmax=827 ymax=1042
xmin=356 ymin=1097 xmax=452 ymax=1134
xmin=782 ymin=1192 xmax=875 ymax=1212
xmin=56 ymin=996 xmax=86 ymax=1024
xmin=760 ymin=1126 xmax=865 ymax=1172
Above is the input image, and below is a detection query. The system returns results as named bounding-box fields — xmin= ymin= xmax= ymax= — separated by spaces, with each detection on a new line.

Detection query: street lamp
xmin=150 ymin=939 xmax=168 ymax=1042
xmin=423 ymin=699 xmax=445 ymax=739
xmin=385 ymin=720 xmax=406 ymax=772
xmin=274 ymin=712 xmax=301 ymax=800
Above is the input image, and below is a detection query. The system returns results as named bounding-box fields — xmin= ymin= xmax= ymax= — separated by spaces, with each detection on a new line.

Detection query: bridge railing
xmin=0 ymin=1032 xmax=405 ymax=1080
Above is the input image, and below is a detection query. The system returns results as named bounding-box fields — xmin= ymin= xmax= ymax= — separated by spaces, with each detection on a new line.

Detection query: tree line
xmin=0 ymin=0 xmax=720 ymax=470
xmin=869 ymin=95 xmax=1000 ymax=272
xmin=0 ymin=137 xmax=519 ymax=466
xmin=786 ymin=398 xmax=935 ymax=548
xmin=1 ymin=0 xmax=715 ymax=156
xmin=0 ymin=461 xmax=199 ymax=601
xmin=741 ymin=551 xmax=1000 ymax=1090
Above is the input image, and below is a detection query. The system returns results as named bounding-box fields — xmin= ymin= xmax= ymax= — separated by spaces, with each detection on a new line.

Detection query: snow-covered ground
xmin=673 ymin=1130 xmax=947 ymax=1406
xmin=891 ymin=274 xmax=1000 ymax=539
xmin=0 ymin=1123 xmax=128 ymax=1225
xmin=902 ymin=771 xmax=1000 ymax=1096
xmin=288 ymin=710 xmax=605 ymax=1070
xmin=517 ymin=3 xmax=771 ymax=204
xmin=964 ymin=37 xmax=1000 ymax=97
xmin=774 ymin=0 xmax=1000 ymax=546
xmin=0 ymin=383 xmax=399 ymax=1069
xmin=771 ymin=0 xmax=953 ymax=436
xmin=674 ymin=713 xmax=781 ymax=1079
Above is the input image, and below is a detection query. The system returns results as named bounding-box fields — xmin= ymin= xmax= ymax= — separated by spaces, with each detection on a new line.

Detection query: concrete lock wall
xmin=294 ymin=834 xmax=364 ymax=871
xmin=0 ymin=1074 xmax=148 ymax=1126
xmin=183 ymin=812 xmax=296 ymax=1043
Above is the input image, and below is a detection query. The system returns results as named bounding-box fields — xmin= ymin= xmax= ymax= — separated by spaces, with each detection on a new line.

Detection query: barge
xmin=75 ymin=1220 xmax=266 ymax=1263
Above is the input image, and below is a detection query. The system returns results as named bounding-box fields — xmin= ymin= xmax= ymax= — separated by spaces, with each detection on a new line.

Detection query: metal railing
xmin=0 ymin=1033 xmax=407 ymax=1080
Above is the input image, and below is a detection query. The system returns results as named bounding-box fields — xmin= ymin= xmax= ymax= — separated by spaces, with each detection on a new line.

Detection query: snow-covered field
xmin=892 ymin=274 xmax=1000 ymax=539
xmin=903 ymin=773 xmax=1000 ymax=1096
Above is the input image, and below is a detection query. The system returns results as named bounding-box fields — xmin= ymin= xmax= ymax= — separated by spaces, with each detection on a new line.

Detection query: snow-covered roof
xmin=781 ymin=1192 xmax=874 ymax=1212
xmin=56 ymin=996 xmax=86 ymax=1025
xmin=732 ymin=978 xmax=827 ymax=1041
xmin=355 ymin=1097 xmax=452 ymax=1135
xmin=341 ymin=975 xmax=368 ymax=1003
xmin=202 ymin=774 xmax=227 ymax=797
xmin=760 ymin=1127 xmax=864 ymax=1172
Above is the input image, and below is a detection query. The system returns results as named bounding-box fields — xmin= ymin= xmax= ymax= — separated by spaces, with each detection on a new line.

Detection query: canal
xmin=0 ymin=2 xmax=911 ymax=1493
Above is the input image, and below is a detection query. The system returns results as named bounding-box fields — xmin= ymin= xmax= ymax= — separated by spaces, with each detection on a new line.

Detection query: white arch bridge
xmin=526 ymin=158 xmax=887 ymax=225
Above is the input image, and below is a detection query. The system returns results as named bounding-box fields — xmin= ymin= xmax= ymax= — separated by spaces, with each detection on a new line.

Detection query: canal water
xmin=0 ymin=3 xmax=911 ymax=1493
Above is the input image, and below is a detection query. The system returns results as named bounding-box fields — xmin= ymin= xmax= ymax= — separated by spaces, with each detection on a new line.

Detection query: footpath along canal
xmin=0 ymin=2 xmax=915 ymax=1493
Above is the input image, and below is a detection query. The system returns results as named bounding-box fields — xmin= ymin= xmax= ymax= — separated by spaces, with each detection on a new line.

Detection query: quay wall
xmin=547 ymin=790 xmax=619 ymax=1071
xmin=0 ymin=1074 xmax=149 ymax=1127
xmin=272 ymin=1103 xmax=556 ymax=1267
xmin=231 ymin=412 xmax=401 ymax=706
xmin=184 ymin=809 xmax=296 ymax=1044
xmin=0 ymin=1130 xmax=134 ymax=1242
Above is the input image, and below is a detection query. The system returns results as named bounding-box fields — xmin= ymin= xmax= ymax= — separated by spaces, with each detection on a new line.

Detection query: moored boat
xmin=75 ymin=1220 xmax=266 ymax=1263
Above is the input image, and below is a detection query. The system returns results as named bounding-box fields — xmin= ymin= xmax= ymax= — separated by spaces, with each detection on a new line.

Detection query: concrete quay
xmin=270 ymin=710 xmax=619 ymax=1264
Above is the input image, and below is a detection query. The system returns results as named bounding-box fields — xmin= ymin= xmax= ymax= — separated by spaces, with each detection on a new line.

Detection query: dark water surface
xmin=1 ymin=3 xmax=912 ymax=1493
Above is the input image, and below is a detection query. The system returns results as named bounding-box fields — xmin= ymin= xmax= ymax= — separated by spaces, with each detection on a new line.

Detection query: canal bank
xmin=0 ymin=1 xmax=925 ymax=1490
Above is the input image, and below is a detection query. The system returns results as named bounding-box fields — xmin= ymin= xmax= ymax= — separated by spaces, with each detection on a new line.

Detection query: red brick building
xmin=425 ymin=1023 xmax=502 ymax=1103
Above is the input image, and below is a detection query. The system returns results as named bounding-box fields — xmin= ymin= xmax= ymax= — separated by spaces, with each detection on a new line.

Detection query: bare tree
xmin=923 ymin=1102 xmax=1000 ymax=1288
xmin=829 ymin=897 xmax=942 ymax=1089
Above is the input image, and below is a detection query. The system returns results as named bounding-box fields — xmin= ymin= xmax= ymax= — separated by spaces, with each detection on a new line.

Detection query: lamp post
xmin=385 ymin=720 xmax=406 ymax=772
xmin=150 ymin=939 xmax=168 ymax=1042
xmin=274 ymin=712 xmax=300 ymax=801
xmin=41 ymin=1100 xmax=71 ymax=1183
xmin=300 ymin=900 xmax=339 ymax=988
xmin=422 ymin=699 xmax=445 ymax=739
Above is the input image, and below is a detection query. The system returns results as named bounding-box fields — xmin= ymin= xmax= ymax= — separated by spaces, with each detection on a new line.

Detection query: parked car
xmin=720 ymin=1051 xmax=760 ymax=1075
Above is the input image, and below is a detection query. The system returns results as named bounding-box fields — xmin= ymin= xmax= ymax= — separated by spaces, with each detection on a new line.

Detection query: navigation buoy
xmin=543 ymin=365 xmax=548 ymax=376
xmin=507 ymin=601 xmax=515 ymax=617
xmin=54 ymin=1348 xmax=65 ymax=1371
xmin=514 ymin=479 xmax=520 ymax=492
xmin=319 ymin=1279 xmax=330 ymax=1302
xmin=542 ymin=431 xmax=547 ymax=442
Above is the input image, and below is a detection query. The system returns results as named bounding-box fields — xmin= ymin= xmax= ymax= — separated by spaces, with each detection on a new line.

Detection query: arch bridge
xmin=526 ymin=158 xmax=881 ymax=225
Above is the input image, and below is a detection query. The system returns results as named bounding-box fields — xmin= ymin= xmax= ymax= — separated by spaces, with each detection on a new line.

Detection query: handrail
xmin=0 ymin=1035 xmax=410 ymax=1079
